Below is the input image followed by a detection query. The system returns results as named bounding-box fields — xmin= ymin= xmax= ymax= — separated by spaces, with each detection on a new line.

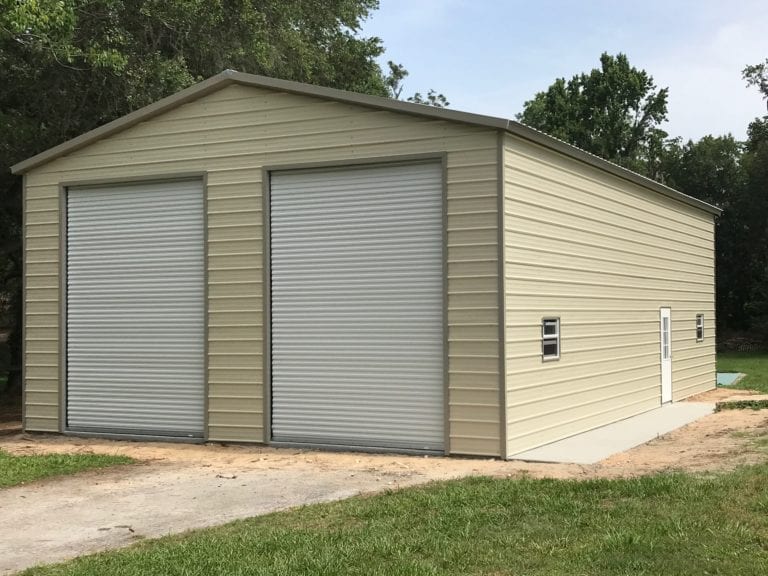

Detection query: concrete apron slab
xmin=510 ymin=402 xmax=715 ymax=465
xmin=0 ymin=461 xmax=436 ymax=575
xmin=717 ymin=372 xmax=746 ymax=386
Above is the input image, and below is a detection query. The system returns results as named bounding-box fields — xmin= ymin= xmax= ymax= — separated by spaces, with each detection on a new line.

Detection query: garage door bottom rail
xmin=64 ymin=427 xmax=204 ymax=443
xmin=269 ymin=436 xmax=444 ymax=456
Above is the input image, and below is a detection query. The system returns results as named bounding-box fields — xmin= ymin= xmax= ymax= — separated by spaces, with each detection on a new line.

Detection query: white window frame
xmin=542 ymin=317 xmax=560 ymax=361
xmin=696 ymin=314 xmax=704 ymax=342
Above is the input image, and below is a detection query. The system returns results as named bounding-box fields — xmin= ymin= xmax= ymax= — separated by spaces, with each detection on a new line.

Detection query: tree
xmin=743 ymin=59 xmax=768 ymax=109
xmin=383 ymin=60 xmax=449 ymax=107
xmin=737 ymin=60 xmax=768 ymax=337
xmin=517 ymin=53 xmax=669 ymax=176
xmin=406 ymin=90 xmax=449 ymax=108
xmin=0 ymin=0 xmax=442 ymax=398
xmin=741 ymin=125 xmax=768 ymax=335
xmin=661 ymin=136 xmax=748 ymax=332
xmin=667 ymin=60 xmax=768 ymax=339
xmin=661 ymin=135 xmax=744 ymax=208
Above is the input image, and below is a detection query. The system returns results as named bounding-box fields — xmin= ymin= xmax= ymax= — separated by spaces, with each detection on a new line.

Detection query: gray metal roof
xmin=11 ymin=69 xmax=720 ymax=215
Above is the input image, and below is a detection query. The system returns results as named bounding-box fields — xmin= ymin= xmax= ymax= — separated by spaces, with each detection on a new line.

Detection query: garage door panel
xmin=270 ymin=162 xmax=444 ymax=451
xmin=66 ymin=180 xmax=204 ymax=437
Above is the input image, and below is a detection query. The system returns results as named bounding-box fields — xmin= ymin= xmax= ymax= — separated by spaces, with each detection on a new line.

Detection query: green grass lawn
xmin=20 ymin=464 xmax=768 ymax=576
xmin=718 ymin=352 xmax=768 ymax=393
xmin=0 ymin=450 xmax=133 ymax=489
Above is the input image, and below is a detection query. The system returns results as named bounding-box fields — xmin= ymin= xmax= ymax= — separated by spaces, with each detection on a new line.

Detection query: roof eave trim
xmin=10 ymin=69 xmax=722 ymax=217
xmin=228 ymin=71 xmax=511 ymax=131
xmin=504 ymin=120 xmax=722 ymax=216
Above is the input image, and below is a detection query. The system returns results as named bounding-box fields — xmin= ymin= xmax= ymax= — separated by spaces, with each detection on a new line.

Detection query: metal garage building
xmin=12 ymin=70 xmax=720 ymax=458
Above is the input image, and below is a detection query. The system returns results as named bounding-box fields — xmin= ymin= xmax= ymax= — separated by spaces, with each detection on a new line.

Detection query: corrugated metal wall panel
xmin=270 ymin=163 xmax=444 ymax=450
xmin=503 ymin=134 xmax=716 ymax=456
xmin=66 ymin=180 xmax=205 ymax=436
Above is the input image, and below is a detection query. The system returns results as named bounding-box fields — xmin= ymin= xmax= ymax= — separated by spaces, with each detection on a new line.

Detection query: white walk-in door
xmin=66 ymin=180 xmax=205 ymax=437
xmin=270 ymin=163 xmax=444 ymax=451
xmin=660 ymin=307 xmax=672 ymax=403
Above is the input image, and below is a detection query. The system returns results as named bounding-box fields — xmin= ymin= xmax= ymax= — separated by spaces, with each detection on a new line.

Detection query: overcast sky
xmin=361 ymin=0 xmax=768 ymax=141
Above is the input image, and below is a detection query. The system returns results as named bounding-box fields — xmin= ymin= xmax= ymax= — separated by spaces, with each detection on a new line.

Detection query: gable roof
xmin=11 ymin=69 xmax=720 ymax=216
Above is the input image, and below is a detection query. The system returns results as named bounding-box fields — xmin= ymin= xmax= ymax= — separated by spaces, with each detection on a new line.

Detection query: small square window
xmin=696 ymin=314 xmax=704 ymax=342
xmin=542 ymin=340 xmax=559 ymax=357
xmin=542 ymin=318 xmax=560 ymax=361
xmin=543 ymin=321 xmax=558 ymax=336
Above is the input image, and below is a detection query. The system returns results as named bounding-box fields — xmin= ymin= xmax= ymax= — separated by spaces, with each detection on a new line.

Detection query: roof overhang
xmin=11 ymin=69 xmax=721 ymax=216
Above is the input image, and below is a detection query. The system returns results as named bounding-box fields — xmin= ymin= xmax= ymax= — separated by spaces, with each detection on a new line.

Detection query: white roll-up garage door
xmin=66 ymin=180 xmax=205 ymax=437
xmin=270 ymin=162 xmax=444 ymax=451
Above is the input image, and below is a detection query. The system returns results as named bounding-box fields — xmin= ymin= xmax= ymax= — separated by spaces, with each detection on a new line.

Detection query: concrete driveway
xmin=0 ymin=440 xmax=536 ymax=575
xmin=1 ymin=463 xmax=392 ymax=574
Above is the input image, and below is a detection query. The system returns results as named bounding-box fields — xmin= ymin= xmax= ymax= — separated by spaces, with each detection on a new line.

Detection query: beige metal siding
xmin=23 ymin=84 xmax=501 ymax=455
xmin=503 ymin=134 xmax=716 ymax=457
xmin=23 ymin=182 xmax=59 ymax=432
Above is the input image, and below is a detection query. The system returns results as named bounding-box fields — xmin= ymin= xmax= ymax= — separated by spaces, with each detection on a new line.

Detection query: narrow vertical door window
xmin=660 ymin=308 xmax=672 ymax=403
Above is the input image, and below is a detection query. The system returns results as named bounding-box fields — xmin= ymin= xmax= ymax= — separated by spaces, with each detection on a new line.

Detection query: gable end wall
xmin=22 ymin=84 xmax=503 ymax=456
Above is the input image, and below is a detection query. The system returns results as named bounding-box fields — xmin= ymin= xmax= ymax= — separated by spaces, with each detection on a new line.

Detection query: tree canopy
xmin=517 ymin=53 xmax=669 ymax=176
xmin=0 ymin=0 xmax=394 ymax=168
xmin=0 ymin=0 xmax=446 ymax=394
xmin=736 ymin=60 xmax=768 ymax=335
xmin=661 ymin=135 xmax=750 ymax=330
xmin=743 ymin=58 xmax=768 ymax=110
xmin=385 ymin=61 xmax=449 ymax=107
xmin=655 ymin=63 xmax=768 ymax=337
xmin=661 ymin=135 xmax=744 ymax=208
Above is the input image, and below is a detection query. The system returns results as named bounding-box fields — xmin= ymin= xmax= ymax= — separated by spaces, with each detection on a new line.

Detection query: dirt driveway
xmin=1 ymin=388 xmax=767 ymax=575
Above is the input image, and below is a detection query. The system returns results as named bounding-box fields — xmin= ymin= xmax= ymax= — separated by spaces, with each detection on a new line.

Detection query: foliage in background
xmin=517 ymin=53 xmax=669 ymax=177
xmin=661 ymin=135 xmax=751 ymax=332
xmin=741 ymin=118 xmax=768 ymax=338
xmin=743 ymin=59 xmax=768 ymax=113
xmin=659 ymin=71 xmax=767 ymax=338
xmin=385 ymin=61 xmax=449 ymax=107
xmin=0 ymin=0 xmax=445 ymax=396
xmin=738 ymin=60 xmax=768 ymax=338
xmin=722 ymin=63 xmax=768 ymax=338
